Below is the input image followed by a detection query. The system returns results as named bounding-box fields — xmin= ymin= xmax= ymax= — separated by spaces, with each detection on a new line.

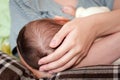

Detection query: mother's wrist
xmin=88 ymin=14 xmax=105 ymax=38
xmin=84 ymin=15 xmax=100 ymax=38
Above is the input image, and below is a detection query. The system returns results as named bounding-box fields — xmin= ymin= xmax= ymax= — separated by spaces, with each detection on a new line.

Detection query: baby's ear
xmin=54 ymin=16 xmax=69 ymax=25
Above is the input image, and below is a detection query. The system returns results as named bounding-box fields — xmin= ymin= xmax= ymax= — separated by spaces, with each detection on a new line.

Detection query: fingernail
xmin=38 ymin=60 xmax=43 ymax=65
xmin=50 ymin=40 xmax=56 ymax=47
xmin=39 ymin=67 xmax=44 ymax=72
xmin=49 ymin=71 xmax=54 ymax=74
xmin=38 ymin=62 xmax=42 ymax=65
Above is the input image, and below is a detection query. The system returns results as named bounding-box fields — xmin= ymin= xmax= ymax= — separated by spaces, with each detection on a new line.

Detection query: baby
xmin=17 ymin=19 xmax=67 ymax=70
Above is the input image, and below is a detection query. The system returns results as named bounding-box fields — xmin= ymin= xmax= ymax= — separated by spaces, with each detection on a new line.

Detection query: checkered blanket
xmin=54 ymin=65 xmax=120 ymax=80
xmin=0 ymin=51 xmax=38 ymax=80
xmin=0 ymin=51 xmax=120 ymax=80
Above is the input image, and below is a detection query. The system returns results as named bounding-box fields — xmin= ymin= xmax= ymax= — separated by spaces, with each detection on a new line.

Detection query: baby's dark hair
xmin=17 ymin=19 xmax=64 ymax=70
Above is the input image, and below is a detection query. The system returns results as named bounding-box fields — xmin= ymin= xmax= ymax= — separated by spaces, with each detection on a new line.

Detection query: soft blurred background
xmin=0 ymin=0 xmax=11 ymax=55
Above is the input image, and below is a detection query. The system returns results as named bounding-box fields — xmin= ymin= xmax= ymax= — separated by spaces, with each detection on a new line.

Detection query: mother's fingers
xmin=38 ymin=32 xmax=75 ymax=65
xmin=39 ymin=48 xmax=80 ymax=72
xmin=49 ymin=54 xmax=80 ymax=73
xmin=38 ymin=43 xmax=70 ymax=65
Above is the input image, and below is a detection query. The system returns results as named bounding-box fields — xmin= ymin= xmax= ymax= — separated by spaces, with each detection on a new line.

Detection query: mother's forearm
xmin=76 ymin=32 xmax=120 ymax=68
xmin=93 ymin=9 xmax=120 ymax=37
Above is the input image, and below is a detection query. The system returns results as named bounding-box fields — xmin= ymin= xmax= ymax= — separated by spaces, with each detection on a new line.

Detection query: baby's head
xmin=17 ymin=19 xmax=67 ymax=70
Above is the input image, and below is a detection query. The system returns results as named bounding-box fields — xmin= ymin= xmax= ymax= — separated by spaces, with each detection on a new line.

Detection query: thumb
xmin=62 ymin=6 xmax=76 ymax=16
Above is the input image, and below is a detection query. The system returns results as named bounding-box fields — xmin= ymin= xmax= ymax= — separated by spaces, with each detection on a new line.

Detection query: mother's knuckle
xmin=70 ymin=41 xmax=76 ymax=47
xmin=75 ymin=45 xmax=82 ymax=52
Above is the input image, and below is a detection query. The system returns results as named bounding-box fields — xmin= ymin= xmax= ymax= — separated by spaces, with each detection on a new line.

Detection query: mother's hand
xmin=38 ymin=17 xmax=98 ymax=73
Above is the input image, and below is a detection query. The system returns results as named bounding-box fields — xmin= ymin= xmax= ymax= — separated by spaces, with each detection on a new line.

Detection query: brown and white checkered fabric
xmin=52 ymin=65 xmax=120 ymax=80
xmin=0 ymin=51 xmax=38 ymax=80
xmin=0 ymin=51 xmax=120 ymax=80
